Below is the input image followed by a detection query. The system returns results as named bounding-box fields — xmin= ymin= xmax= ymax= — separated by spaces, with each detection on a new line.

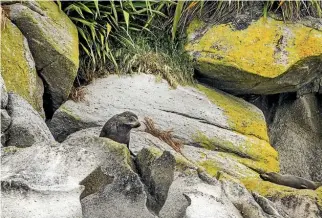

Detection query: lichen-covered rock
xmin=1 ymin=18 xmax=44 ymax=114
xmin=9 ymin=1 xmax=79 ymax=114
xmin=270 ymin=93 xmax=322 ymax=182
xmin=186 ymin=17 xmax=322 ymax=94
xmin=242 ymin=178 xmax=322 ymax=218
xmin=219 ymin=172 xmax=284 ymax=218
xmin=6 ymin=93 xmax=54 ymax=147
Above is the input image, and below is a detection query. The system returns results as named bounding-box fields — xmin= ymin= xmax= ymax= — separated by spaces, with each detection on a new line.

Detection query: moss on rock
xmin=1 ymin=19 xmax=44 ymax=114
xmin=9 ymin=1 xmax=79 ymax=111
xmin=193 ymin=130 xmax=279 ymax=174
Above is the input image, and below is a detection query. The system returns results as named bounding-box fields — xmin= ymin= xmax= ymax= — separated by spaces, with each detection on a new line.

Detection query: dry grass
xmin=69 ymin=86 xmax=87 ymax=102
xmin=0 ymin=6 xmax=10 ymax=30
xmin=144 ymin=117 xmax=183 ymax=153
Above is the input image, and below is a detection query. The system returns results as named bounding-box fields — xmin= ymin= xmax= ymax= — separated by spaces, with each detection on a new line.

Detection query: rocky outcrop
xmin=1 ymin=128 xmax=154 ymax=218
xmin=5 ymin=93 xmax=54 ymax=147
xmin=7 ymin=0 xmax=79 ymax=116
xmin=49 ymin=74 xmax=278 ymax=176
xmin=2 ymin=74 xmax=322 ymax=217
xmin=46 ymin=74 xmax=322 ymax=217
xmin=269 ymin=93 xmax=322 ymax=182
xmin=186 ymin=16 xmax=322 ymax=95
xmin=1 ymin=17 xmax=44 ymax=114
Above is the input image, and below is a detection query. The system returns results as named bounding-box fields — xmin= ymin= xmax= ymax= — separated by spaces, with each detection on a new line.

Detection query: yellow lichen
xmin=316 ymin=187 xmax=322 ymax=209
xmin=197 ymin=85 xmax=269 ymax=142
xmin=198 ymin=160 xmax=221 ymax=177
xmin=1 ymin=19 xmax=43 ymax=113
xmin=186 ymin=17 xmax=322 ymax=78
xmin=194 ymin=132 xmax=279 ymax=174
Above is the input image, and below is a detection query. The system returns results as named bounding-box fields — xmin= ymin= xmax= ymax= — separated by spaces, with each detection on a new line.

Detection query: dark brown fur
xmin=99 ymin=111 xmax=140 ymax=148
xmin=260 ymin=172 xmax=322 ymax=190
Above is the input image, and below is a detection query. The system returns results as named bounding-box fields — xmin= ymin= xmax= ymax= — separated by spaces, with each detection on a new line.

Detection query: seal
xmin=260 ymin=172 xmax=322 ymax=190
xmin=99 ymin=111 xmax=141 ymax=149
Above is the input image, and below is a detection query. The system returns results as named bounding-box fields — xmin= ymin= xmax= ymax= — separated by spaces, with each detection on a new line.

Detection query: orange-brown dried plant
xmin=69 ymin=86 xmax=87 ymax=102
xmin=144 ymin=117 xmax=182 ymax=153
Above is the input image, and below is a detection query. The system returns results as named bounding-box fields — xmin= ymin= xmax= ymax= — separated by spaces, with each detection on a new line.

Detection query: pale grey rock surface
xmin=5 ymin=93 xmax=54 ymax=147
xmin=269 ymin=93 xmax=322 ymax=182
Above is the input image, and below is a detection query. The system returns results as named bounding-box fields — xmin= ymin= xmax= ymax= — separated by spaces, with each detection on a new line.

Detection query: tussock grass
xmin=69 ymin=86 xmax=87 ymax=102
xmin=115 ymin=33 xmax=195 ymax=88
xmin=144 ymin=117 xmax=183 ymax=153
xmin=0 ymin=6 xmax=10 ymax=30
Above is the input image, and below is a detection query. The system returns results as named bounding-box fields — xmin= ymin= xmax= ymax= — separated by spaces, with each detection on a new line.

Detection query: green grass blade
xmin=123 ymin=10 xmax=130 ymax=32
xmin=172 ymin=1 xmax=185 ymax=41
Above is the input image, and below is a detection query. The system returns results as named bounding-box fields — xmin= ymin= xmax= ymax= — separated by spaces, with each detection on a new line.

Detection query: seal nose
xmin=133 ymin=121 xmax=141 ymax=128
xmin=260 ymin=173 xmax=269 ymax=181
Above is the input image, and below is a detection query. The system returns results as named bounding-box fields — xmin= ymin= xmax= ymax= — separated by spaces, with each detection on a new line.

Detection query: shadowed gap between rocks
xmin=37 ymin=71 xmax=54 ymax=120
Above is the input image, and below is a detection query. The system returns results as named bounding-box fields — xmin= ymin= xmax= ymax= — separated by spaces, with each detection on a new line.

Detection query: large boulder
xmin=49 ymin=74 xmax=279 ymax=177
xmin=186 ymin=16 xmax=322 ymax=95
xmin=5 ymin=93 xmax=54 ymax=147
xmin=1 ymin=18 xmax=44 ymax=114
xmin=269 ymin=93 xmax=322 ymax=182
xmin=8 ymin=0 xmax=79 ymax=115
xmin=1 ymin=129 xmax=155 ymax=218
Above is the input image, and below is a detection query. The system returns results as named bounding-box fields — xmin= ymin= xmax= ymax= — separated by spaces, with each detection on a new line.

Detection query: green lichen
xmin=186 ymin=18 xmax=205 ymax=37
xmin=59 ymin=106 xmax=82 ymax=120
xmin=198 ymin=160 xmax=221 ymax=177
xmin=317 ymin=187 xmax=322 ymax=209
xmin=197 ymin=85 xmax=269 ymax=142
xmin=2 ymin=146 xmax=20 ymax=154
xmin=193 ymin=132 xmax=279 ymax=173
xmin=15 ymin=1 xmax=79 ymax=100
xmin=186 ymin=17 xmax=322 ymax=78
xmin=174 ymin=155 xmax=197 ymax=175
xmin=1 ymin=19 xmax=43 ymax=113
xmin=34 ymin=1 xmax=79 ymax=68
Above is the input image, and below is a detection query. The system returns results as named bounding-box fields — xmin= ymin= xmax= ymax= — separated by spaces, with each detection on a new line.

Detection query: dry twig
xmin=144 ymin=117 xmax=183 ymax=153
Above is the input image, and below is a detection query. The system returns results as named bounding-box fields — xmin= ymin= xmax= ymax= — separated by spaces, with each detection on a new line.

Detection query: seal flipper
xmin=300 ymin=184 xmax=308 ymax=189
